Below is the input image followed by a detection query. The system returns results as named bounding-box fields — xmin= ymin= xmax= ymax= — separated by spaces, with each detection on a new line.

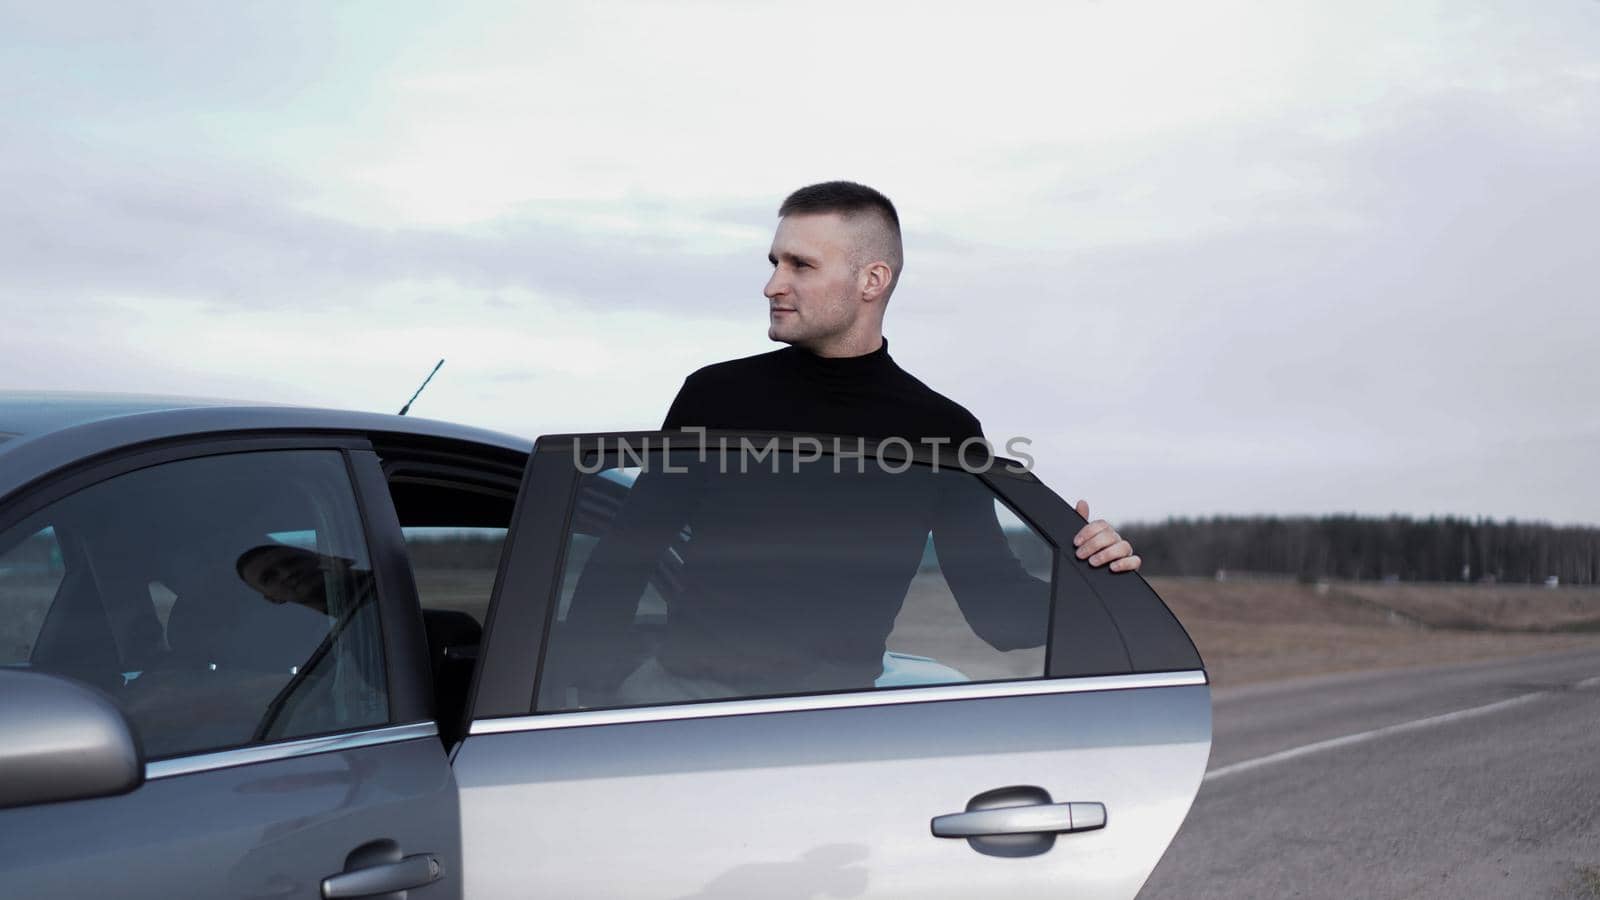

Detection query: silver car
xmin=0 ymin=394 xmax=1211 ymax=899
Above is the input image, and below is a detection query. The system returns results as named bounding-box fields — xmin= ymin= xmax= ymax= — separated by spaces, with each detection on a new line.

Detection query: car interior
xmin=377 ymin=439 xmax=524 ymax=748
xmin=378 ymin=443 xmax=663 ymax=736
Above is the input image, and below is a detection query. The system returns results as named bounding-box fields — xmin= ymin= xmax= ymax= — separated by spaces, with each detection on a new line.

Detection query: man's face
xmin=238 ymin=545 xmax=329 ymax=608
xmin=764 ymin=213 xmax=862 ymax=348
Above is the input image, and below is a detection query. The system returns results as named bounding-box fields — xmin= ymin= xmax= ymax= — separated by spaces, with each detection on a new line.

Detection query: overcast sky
xmin=3 ymin=1 xmax=1596 ymax=524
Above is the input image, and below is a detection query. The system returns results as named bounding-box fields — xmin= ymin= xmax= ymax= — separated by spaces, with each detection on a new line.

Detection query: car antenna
xmin=398 ymin=358 xmax=445 ymax=416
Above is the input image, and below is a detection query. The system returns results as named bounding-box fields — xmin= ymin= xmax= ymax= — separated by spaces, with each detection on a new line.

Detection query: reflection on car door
xmin=0 ymin=441 xmax=461 ymax=900
xmin=456 ymin=432 xmax=1210 ymax=900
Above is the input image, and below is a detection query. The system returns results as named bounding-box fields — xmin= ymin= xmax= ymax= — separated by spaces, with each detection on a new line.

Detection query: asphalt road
xmin=1138 ymin=649 xmax=1600 ymax=900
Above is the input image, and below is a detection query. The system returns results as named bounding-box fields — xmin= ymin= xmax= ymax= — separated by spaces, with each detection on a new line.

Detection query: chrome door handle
xmin=322 ymin=853 xmax=444 ymax=898
xmin=932 ymin=801 xmax=1106 ymax=838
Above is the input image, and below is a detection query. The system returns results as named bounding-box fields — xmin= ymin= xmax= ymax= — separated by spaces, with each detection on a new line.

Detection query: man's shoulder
xmin=663 ymin=348 xmax=790 ymax=429
xmin=681 ymin=348 xmax=790 ymax=387
xmin=887 ymin=366 xmax=984 ymax=440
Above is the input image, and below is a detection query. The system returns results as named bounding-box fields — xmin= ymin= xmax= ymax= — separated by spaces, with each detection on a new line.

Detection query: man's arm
xmin=548 ymin=465 xmax=700 ymax=698
xmin=568 ymin=371 xmax=709 ymax=637
xmin=931 ymin=482 xmax=1142 ymax=651
xmin=545 ymin=378 xmax=708 ymax=699
xmin=566 ymin=367 xmax=717 ymax=632
xmin=562 ymin=368 xmax=714 ymax=642
xmin=931 ymin=476 xmax=1052 ymax=650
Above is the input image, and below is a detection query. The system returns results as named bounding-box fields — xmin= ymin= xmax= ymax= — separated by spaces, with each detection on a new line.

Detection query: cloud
xmin=3 ymin=0 xmax=1598 ymax=524
xmin=0 ymin=132 xmax=768 ymax=314
xmin=887 ymin=84 xmax=1600 ymax=523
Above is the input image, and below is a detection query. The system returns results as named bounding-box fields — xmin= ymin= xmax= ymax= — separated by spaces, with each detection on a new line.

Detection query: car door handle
xmin=321 ymin=853 xmax=444 ymax=899
xmin=931 ymin=801 xmax=1106 ymax=837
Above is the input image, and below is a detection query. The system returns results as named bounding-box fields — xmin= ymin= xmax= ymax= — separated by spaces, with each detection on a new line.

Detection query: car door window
xmin=0 ymin=450 xmax=389 ymax=759
xmin=536 ymin=450 xmax=1052 ymax=711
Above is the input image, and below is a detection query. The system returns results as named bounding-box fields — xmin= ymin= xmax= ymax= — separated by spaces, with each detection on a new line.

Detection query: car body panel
xmin=0 ymin=736 xmax=462 ymax=900
xmin=457 ymin=685 xmax=1209 ymax=899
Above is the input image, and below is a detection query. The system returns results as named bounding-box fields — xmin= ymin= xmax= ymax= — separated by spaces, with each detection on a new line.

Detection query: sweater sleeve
xmin=934 ymin=413 xmax=1056 ymax=643
xmin=545 ymin=464 xmax=702 ymax=702
xmin=930 ymin=459 xmax=1051 ymax=652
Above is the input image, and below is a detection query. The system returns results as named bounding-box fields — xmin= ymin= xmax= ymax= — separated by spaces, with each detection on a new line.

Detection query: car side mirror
xmin=0 ymin=669 xmax=145 ymax=810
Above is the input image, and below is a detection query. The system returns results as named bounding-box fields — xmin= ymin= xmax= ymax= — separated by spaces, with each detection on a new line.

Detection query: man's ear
xmin=859 ymin=260 xmax=894 ymax=303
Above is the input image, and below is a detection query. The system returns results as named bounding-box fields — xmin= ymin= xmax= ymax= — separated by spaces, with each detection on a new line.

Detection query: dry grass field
xmin=1154 ymin=576 xmax=1600 ymax=687
xmin=881 ymin=572 xmax=1600 ymax=688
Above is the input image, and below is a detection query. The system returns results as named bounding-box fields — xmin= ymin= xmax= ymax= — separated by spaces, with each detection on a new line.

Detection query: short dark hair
xmin=779 ymin=181 xmax=904 ymax=292
xmin=779 ymin=181 xmax=901 ymax=231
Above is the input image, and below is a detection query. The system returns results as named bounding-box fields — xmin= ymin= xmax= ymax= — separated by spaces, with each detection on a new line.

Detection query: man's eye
xmin=793 ymin=261 xmax=809 ymax=269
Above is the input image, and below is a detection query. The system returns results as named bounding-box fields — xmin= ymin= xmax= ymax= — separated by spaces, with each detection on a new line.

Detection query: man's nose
xmin=764 ymin=269 xmax=786 ymax=299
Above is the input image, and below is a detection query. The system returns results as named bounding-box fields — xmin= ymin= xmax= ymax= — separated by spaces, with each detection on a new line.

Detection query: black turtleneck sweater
xmin=661 ymin=339 xmax=984 ymax=443
xmin=558 ymin=338 xmax=1046 ymax=702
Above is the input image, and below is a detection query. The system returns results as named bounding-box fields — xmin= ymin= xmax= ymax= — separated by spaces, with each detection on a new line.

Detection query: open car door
xmin=455 ymin=431 xmax=1210 ymax=899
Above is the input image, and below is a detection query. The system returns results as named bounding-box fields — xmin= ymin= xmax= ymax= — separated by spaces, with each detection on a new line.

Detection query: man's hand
xmin=1073 ymin=500 xmax=1141 ymax=573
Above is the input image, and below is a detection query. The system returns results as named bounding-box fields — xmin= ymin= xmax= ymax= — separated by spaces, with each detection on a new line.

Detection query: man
xmin=556 ymin=182 xmax=1139 ymax=706
xmin=663 ymin=181 xmax=1140 ymax=573
xmin=236 ymin=543 xmax=348 ymax=614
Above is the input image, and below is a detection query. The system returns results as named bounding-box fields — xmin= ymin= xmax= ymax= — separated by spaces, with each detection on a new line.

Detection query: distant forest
xmin=1118 ymin=516 xmax=1600 ymax=586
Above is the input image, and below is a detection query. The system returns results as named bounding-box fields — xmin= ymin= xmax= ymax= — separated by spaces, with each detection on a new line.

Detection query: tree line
xmin=1117 ymin=515 xmax=1600 ymax=585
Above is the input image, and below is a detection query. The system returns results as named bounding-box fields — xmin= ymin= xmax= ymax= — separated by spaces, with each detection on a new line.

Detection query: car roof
xmin=0 ymin=392 xmax=247 ymax=440
xmin=0 ymin=392 xmax=533 ymax=502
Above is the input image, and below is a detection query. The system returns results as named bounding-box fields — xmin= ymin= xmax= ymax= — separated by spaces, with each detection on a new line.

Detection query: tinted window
xmin=537 ymin=452 xmax=1052 ymax=711
xmin=0 ymin=450 xmax=388 ymax=759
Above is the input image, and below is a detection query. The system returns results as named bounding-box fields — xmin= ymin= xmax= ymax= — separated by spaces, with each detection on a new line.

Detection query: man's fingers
xmin=1075 ymin=525 xmax=1118 ymax=558
xmin=1075 ymin=499 xmax=1091 ymax=521
xmin=1110 ymin=554 xmax=1142 ymax=573
xmin=1088 ymin=540 xmax=1133 ymax=567
xmin=1073 ymin=520 xmax=1110 ymax=550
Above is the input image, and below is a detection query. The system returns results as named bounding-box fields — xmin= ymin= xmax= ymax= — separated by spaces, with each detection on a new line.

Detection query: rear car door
xmin=0 ymin=438 xmax=460 ymax=899
xmin=456 ymin=432 xmax=1210 ymax=899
